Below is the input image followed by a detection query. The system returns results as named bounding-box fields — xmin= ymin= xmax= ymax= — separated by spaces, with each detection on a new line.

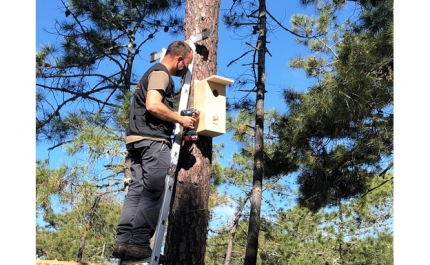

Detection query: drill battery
xmin=183 ymin=130 xmax=198 ymax=142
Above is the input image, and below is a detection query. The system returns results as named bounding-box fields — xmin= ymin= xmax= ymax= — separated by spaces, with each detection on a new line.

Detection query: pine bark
xmin=164 ymin=0 xmax=221 ymax=264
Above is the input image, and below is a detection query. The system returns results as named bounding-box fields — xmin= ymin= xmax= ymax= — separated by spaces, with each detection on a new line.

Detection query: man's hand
xmin=179 ymin=109 xmax=200 ymax=129
xmin=191 ymin=109 xmax=200 ymax=120
xmin=179 ymin=116 xmax=196 ymax=129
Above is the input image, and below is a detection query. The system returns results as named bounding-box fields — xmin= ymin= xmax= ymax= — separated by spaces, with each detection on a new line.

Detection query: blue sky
xmin=33 ymin=0 xmax=313 ymax=249
xmin=0 ymin=1 xmax=428 ymax=264
xmin=34 ymin=1 xmax=316 ymax=234
xmin=34 ymin=0 xmax=313 ymax=166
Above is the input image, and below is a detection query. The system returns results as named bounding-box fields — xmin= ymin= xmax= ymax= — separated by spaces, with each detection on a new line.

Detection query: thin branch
xmin=266 ymin=10 xmax=313 ymax=38
xmin=47 ymin=140 xmax=74 ymax=151
xmin=360 ymin=176 xmax=393 ymax=198
xmin=379 ymin=161 xmax=393 ymax=178
xmin=227 ymin=50 xmax=253 ymax=67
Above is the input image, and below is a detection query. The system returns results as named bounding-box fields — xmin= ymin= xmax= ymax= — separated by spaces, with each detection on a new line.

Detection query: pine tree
xmin=206 ymin=174 xmax=393 ymax=265
xmin=36 ymin=0 xmax=185 ymax=261
xmin=36 ymin=158 xmax=123 ymax=262
xmin=216 ymin=0 xmax=393 ymax=263
xmin=164 ymin=0 xmax=222 ymax=264
xmin=273 ymin=0 xmax=393 ymax=211
xmin=222 ymin=0 xmax=270 ymax=262
xmin=204 ymin=109 xmax=296 ymax=264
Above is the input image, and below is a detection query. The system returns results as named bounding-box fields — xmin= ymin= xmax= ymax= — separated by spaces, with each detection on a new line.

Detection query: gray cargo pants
xmin=115 ymin=139 xmax=170 ymax=247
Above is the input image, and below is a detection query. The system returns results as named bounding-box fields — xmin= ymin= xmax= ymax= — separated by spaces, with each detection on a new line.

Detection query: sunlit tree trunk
xmin=164 ymin=0 xmax=221 ymax=264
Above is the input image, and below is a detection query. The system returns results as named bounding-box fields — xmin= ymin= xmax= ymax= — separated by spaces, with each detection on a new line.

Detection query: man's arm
xmin=146 ymin=89 xmax=198 ymax=129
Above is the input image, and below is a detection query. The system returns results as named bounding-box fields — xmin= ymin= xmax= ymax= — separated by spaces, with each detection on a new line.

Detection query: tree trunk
xmin=224 ymin=197 xmax=249 ymax=265
xmin=244 ymin=0 xmax=267 ymax=264
xmin=77 ymin=195 xmax=101 ymax=262
xmin=164 ymin=0 xmax=221 ymax=264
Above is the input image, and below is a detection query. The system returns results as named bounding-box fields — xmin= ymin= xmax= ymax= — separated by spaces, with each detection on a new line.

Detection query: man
xmin=112 ymin=40 xmax=199 ymax=261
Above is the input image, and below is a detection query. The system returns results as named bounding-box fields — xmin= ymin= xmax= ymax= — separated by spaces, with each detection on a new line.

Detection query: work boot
xmin=112 ymin=244 xmax=127 ymax=259
xmin=125 ymin=245 xmax=152 ymax=261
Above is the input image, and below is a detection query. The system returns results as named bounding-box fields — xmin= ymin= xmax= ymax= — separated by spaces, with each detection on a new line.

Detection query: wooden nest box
xmin=193 ymin=75 xmax=234 ymax=137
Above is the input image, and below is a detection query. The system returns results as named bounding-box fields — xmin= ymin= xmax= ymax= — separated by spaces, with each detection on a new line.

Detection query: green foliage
xmin=225 ymin=108 xmax=296 ymax=183
xmin=36 ymin=0 xmax=184 ymax=146
xmin=205 ymin=108 xmax=300 ymax=264
xmin=36 ymin=119 xmax=128 ymax=262
xmin=36 ymin=195 xmax=122 ymax=262
xmin=206 ymin=175 xmax=393 ymax=265
xmin=36 ymin=157 xmax=123 ymax=262
xmin=37 ymin=0 xmax=395 ymax=262
xmin=210 ymin=1 xmax=393 ymax=263
xmin=36 ymin=0 xmax=186 ymax=261
xmin=272 ymin=0 xmax=393 ymax=212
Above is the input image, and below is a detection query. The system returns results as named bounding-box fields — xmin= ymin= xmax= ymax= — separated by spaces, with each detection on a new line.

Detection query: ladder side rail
xmin=120 ymin=31 xmax=208 ymax=264
xmin=149 ymin=34 xmax=199 ymax=265
xmin=117 ymin=47 xmax=168 ymax=265
xmin=149 ymin=172 xmax=175 ymax=264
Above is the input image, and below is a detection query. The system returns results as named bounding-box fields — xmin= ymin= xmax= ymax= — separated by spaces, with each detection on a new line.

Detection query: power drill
xmin=180 ymin=109 xmax=199 ymax=142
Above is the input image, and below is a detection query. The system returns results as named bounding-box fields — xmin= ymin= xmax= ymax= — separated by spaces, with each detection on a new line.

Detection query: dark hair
xmin=165 ymin=41 xmax=193 ymax=58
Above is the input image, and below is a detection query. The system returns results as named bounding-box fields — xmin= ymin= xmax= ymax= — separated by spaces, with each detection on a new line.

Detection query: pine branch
xmin=47 ymin=140 xmax=74 ymax=151
xmin=227 ymin=50 xmax=253 ymax=67
xmin=266 ymin=10 xmax=320 ymax=38
xmin=360 ymin=176 xmax=393 ymax=199
xmin=379 ymin=162 xmax=393 ymax=178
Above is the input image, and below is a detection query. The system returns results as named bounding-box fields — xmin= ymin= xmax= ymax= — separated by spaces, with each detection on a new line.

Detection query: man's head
xmin=163 ymin=41 xmax=194 ymax=77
